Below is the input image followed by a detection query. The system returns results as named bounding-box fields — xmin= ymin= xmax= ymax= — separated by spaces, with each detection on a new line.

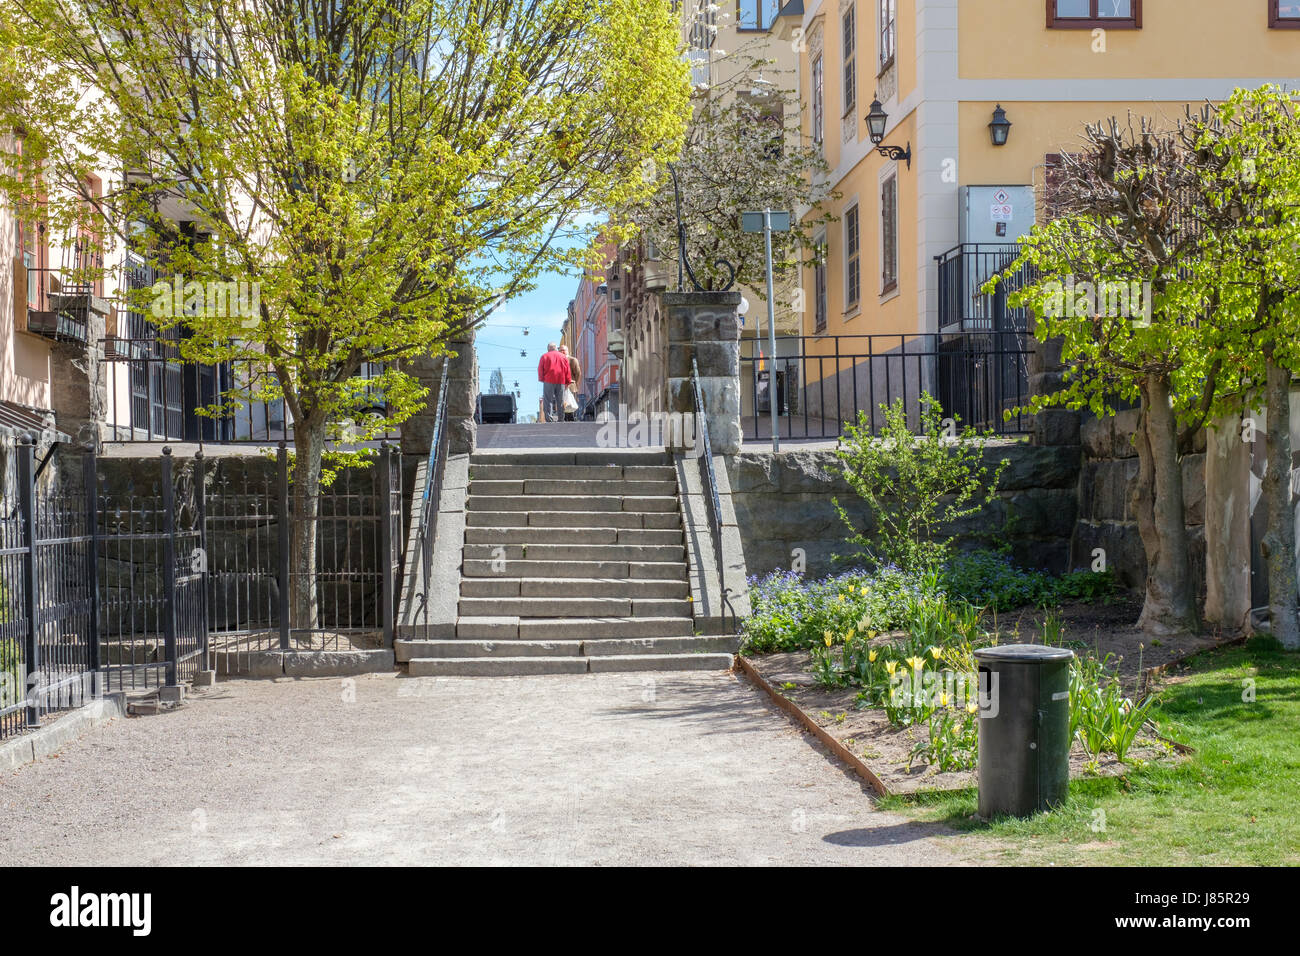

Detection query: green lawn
xmin=880 ymin=636 xmax=1300 ymax=865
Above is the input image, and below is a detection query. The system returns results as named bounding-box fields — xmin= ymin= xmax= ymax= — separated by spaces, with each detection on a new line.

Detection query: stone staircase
xmin=396 ymin=449 xmax=739 ymax=675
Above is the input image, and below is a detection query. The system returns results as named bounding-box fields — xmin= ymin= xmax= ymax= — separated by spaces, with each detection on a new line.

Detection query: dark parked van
xmin=475 ymin=393 xmax=517 ymax=424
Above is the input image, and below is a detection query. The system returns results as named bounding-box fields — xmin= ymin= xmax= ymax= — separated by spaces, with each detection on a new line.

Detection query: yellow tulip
xmin=940 ymin=692 xmax=950 ymax=707
xmin=966 ymin=701 xmax=979 ymax=714
xmin=860 ymin=586 xmax=869 ymax=596
xmin=868 ymin=649 xmax=878 ymax=662
xmin=907 ymin=656 xmax=925 ymax=671
xmin=930 ymin=647 xmax=943 ymax=660
xmin=823 ymin=631 xmax=833 ymax=647
xmin=885 ymin=660 xmax=897 ymax=676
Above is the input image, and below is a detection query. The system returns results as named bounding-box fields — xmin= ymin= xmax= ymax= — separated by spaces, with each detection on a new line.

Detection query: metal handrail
xmin=690 ymin=357 xmax=737 ymax=636
xmin=414 ymin=359 xmax=451 ymax=633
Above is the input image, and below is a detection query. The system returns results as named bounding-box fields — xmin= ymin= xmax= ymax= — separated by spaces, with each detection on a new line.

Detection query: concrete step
xmin=468 ymin=464 xmax=676 ymax=482
xmin=469 ymin=449 xmax=672 ymax=466
xmin=581 ymin=635 xmax=739 ymax=656
xmin=395 ymin=634 xmax=734 ymax=662
xmin=407 ymin=653 xmax=733 ymax=676
xmin=397 ymin=639 xmax=584 ymax=661
xmin=453 ymin=616 xmax=696 ymax=640
xmin=457 ymin=597 xmax=692 ymax=619
xmin=469 ymin=478 xmax=678 ymax=498
xmin=460 ymin=577 xmax=690 ymax=599
xmin=461 ymin=542 xmax=685 ymax=563
xmin=463 ymin=526 xmax=683 ymax=546
xmin=466 ymin=494 xmax=679 ymax=514
xmin=519 ymin=616 xmax=695 ymax=640
xmin=461 ymin=559 xmax=688 ymax=580
xmin=466 ymin=510 xmax=681 ymax=530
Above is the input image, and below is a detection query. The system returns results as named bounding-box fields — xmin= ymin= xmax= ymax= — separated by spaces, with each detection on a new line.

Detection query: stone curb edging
xmin=209 ymin=649 xmax=396 ymax=679
xmin=0 ymin=693 xmax=127 ymax=772
xmin=735 ymin=655 xmax=890 ymax=797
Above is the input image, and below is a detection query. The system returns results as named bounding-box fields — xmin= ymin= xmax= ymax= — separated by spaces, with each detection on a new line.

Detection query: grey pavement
xmin=0 ymin=671 xmax=982 ymax=866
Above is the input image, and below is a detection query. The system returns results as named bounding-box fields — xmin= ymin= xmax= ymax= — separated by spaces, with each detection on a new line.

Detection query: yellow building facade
xmin=781 ymin=0 xmax=1300 ymax=343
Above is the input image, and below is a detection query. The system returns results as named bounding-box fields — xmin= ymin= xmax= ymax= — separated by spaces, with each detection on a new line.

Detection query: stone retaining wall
xmin=726 ymin=442 xmax=1082 ymax=579
xmin=1071 ymin=409 xmax=1207 ymax=598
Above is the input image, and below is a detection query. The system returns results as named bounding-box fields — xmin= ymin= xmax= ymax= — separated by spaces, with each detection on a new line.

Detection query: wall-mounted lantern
xmin=989 ymin=104 xmax=1012 ymax=147
xmin=865 ymin=97 xmax=912 ymax=169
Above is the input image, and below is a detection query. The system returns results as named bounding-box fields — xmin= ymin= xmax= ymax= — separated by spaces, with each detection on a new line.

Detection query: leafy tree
xmin=0 ymin=0 xmax=690 ymax=627
xmin=488 ymin=369 xmax=507 ymax=395
xmin=993 ymin=117 xmax=1222 ymax=637
xmin=834 ymin=395 xmax=1009 ymax=574
xmin=1187 ymin=87 xmax=1300 ymax=648
xmin=620 ymin=45 xmax=836 ymax=312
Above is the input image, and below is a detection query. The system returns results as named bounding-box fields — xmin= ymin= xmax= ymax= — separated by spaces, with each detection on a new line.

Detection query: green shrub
xmin=835 ymin=393 xmax=1008 ymax=574
xmin=942 ymin=549 xmax=1116 ymax=611
xmin=741 ymin=566 xmax=937 ymax=654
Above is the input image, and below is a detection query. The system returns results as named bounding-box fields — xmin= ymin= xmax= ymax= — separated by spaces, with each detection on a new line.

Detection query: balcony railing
xmin=23 ymin=267 xmax=110 ymax=344
xmin=935 ymin=243 xmax=1031 ymax=334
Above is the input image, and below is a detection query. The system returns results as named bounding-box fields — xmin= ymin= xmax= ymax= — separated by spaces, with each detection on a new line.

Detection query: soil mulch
xmin=986 ymin=599 xmax=1232 ymax=692
xmin=741 ymin=599 xmax=1215 ymax=795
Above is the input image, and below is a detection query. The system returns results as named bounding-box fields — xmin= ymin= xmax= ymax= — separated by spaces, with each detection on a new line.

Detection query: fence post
xmin=84 ymin=447 xmax=101 ymax=680
xmin=194 ymin=449 xmax=209 ymax=668
xmin=16 ymin=437 xmax=40 ymax=727
xmin=277 ymin=442 xmax=290 ymax=651
xmin=379 ymin=442 xmax=394 ymax=647
xmin=160 ymin=447 xmax=178 ymax=688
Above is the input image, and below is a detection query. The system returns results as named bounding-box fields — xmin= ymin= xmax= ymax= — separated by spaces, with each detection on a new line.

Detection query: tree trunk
xmin=1260 ymin=353 xmax=1300 ymax=649
xmin=1133 ymin=375 xmax=1200 ymax=636
xmin=290 ymin=417 xmax=326 ymax=635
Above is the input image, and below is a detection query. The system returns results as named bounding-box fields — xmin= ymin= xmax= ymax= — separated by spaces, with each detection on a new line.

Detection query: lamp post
xmin=742 ymin=210 xmax=791 ymax=453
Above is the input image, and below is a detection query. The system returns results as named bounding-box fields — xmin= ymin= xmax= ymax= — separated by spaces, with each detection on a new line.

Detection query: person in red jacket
xmin=537 ymin=343 xmax=571 ymax=422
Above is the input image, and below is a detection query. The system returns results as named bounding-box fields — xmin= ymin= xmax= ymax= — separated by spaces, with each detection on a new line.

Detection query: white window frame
xmin=878 ymin=169 xmax=899 ymax=299
xmin=842 ymin=5 xmax=856 ymax=117
xmin=844 ymin=200 xmax=861 ymax=313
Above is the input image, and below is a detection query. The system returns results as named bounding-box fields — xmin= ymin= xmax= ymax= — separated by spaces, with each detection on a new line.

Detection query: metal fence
xmin=739 ymin=332 xmax=1034 ymax=441
xmin=1 ymin=447 xmax=99 ymax=739
xmin=0 ymin=439 xmax=403 ymax=740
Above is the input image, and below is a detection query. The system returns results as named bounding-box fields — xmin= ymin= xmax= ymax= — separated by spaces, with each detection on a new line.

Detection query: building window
xmin=845 ymin=204 xmax=861 ymax=310
xmin=1271 ymin=1 xmax=1300 ymax=27
xmin=738 ymin=0 xmax=781 ymax=31
xmin=879 ymin=0 xmax=896 ymax=71
xmin=1048 ymin=0 xmax=1141 ymax=28
xmin=813 ymin=237 xmax=828 ymax=334
xmin=842 ymin=6 xmax=856 ymax=116
xmin=881 ymin=175 xmax=898 ymax=294
xmin=811 ymin=54 xmax=824 ymax=146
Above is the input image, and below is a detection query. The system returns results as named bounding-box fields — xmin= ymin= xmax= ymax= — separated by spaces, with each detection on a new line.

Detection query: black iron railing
xmin=739 ymin=332 xmax=1033 ymax=441
xmin=0 ymin=438 xmax=404 ymax=740
xmin=690 ymin=358 xmax=736 ymax=636
xmin=935 ymin=243 xmax=1031 ymax=333
xmin=414 ymin=360 xmax=451 ymax=636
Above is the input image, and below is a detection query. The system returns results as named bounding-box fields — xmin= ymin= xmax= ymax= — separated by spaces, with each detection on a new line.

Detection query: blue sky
xmin=474 ymin=265 xmax=578 ymax=420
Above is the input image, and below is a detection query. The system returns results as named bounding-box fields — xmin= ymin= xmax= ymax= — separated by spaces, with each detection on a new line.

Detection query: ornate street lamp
xmin=865 ymin=97 xmax=912 ymax=169
xmin=989 ymin=104 xmax=1012 ymax=147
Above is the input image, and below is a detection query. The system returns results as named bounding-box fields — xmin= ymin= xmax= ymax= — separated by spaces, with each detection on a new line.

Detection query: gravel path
xmin=0 ymin=671 xmax=982 ymax=865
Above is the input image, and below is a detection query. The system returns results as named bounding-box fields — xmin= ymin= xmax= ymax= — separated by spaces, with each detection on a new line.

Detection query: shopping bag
xmin=562 ymin=388 xmax=579 ymax=414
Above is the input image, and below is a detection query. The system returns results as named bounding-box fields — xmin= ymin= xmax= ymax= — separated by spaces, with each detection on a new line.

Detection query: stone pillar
xmin=50 ymin=308 xmax=108 ymax=449
xmin=664 ymin=291 xmax=742 ymax=455
xmin=1204 ymin=413 xmax=1252 ymax=634
xmin=400 ymin=334 xmax=477 ymax=458
xmin=1028 ymin=330 xmax=1080 ymax=447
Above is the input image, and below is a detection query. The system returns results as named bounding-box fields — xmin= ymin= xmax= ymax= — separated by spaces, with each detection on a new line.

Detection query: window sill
xmin=1047 ymin=19 xmax=1140 ymax=29
xmin=879 ymin=282 xmax=899 ymax=303
xmin=877 ymin=56 xmax=895 ymax=77
xmin=842 ymin=305 xmax=862 ymax=322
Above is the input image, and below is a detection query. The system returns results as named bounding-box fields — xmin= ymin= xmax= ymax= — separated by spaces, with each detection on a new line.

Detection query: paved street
xmin=0 ymin=672 xmax=980 ymax=866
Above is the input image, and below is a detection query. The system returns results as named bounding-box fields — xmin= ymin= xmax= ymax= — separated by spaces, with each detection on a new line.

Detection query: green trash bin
xmin=973 ymin=644 xmax=1073 ymax=818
